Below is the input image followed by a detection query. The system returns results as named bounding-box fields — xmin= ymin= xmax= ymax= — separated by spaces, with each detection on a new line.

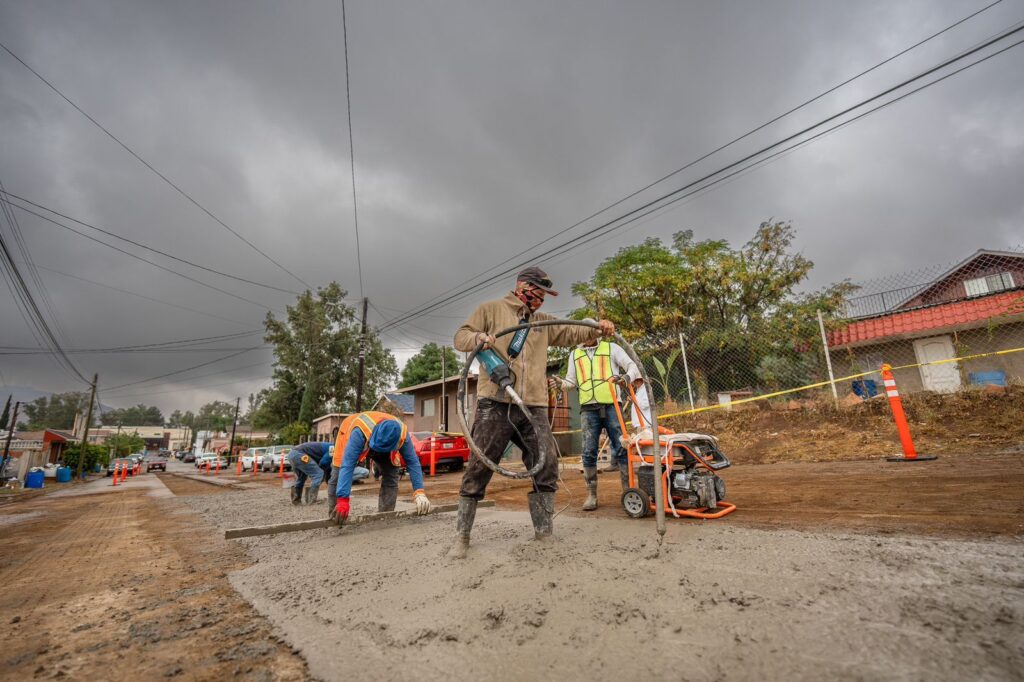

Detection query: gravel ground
xmin=186 ymin=486 xmax=1024 ymax=681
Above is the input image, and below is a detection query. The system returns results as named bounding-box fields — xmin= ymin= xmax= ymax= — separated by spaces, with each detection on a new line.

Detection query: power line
xmin=1 ymin=192 xmax=302 ymax=296
xmin=340 ymin=0 xmax=365 ymax=300
xmin=103 ymin=346 xmax=267 ymax=392
xmin=0 ymin=39 xmax=312 ymax=291
xmin=380 ymin=22 xmax=1024 ymax=332
xmin=377 ymin=3 xmax=1010 ymax=331
xmin=102 ymin=362 xmax=274 ymax=400
xmin=26 ymin=262 xmax=256 ymax=326
xmin=10 ymin=201 xmax=277 ymax=309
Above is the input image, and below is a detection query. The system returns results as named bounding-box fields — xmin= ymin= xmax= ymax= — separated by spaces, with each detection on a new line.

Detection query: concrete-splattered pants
xmin=581 ymin=404 xmax=627 ymax=468
xmin=459 ymin=398 xmax=558 ymax=499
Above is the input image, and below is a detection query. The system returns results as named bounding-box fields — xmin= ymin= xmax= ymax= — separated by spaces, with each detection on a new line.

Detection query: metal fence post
xmin=817 ymin=310 xmax=839 ymax=405
xmin=678 ymin=332 xmax=696 ymax=410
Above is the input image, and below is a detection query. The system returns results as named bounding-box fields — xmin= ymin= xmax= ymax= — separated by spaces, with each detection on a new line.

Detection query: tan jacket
xmin=454 ymin=293 xmax=600 ymax=407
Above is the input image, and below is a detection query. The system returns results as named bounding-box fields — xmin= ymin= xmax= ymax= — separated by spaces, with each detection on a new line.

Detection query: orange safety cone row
xmin=882 ymin=363 xmax=937 ymax=462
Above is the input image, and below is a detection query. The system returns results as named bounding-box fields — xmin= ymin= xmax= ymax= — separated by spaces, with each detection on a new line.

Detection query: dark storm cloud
xmin=1 ymin=0 xmax=1022 ymax=412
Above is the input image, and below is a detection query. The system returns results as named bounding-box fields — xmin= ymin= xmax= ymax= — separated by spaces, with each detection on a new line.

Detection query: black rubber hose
xmin=456 ymin=320 xmax=659 ymax=487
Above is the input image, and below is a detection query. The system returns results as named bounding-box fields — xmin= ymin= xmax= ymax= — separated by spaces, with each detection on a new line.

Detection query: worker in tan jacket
xmin=449 ymin=266 xmax=615 ymax=556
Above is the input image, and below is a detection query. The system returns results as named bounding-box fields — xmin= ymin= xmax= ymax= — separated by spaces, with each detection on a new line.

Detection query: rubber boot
xmin=450 ymin=496 xmax=477 ymax=559
xmin=582 ymin=467 xmax=598 ymax=511
xmin=527 ymin=491 xmax=555 ymax=540
xmin=290 ymin=486 xmax=302 ymax=506
xmin=378 ymin=485 xmax=398 ymax=512
xmin=619 ymin=462 xmax=631 ymax=491
xmin=601 ymin=459 xmax=618 ymax=473
xmin=304 ymin=486 xmax=319 ymax=505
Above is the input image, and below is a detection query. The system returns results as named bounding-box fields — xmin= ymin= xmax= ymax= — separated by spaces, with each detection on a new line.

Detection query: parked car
xmin=147 ymin=454 xmax=168 ymax=472
xmin=106 ymin=457 xmax=135 ymax=477
xmin=410 ymin=432 xmax=470 ymax=472
xmin=240 ymin=447 xmax=269 ymax=472
xmin=182 ymin=452 xmax=196 ymax=463
xmin=194 ymin=453 xmax=220 ymax=468
xmin=261 ymin=445 xmax=296 ymax=472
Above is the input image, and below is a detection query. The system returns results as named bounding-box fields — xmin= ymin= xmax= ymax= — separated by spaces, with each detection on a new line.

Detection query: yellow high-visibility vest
xmin=573 ymin=341 xmax=615 ymax=405
xmin=331 ymin=411 xmax=408 ymax=467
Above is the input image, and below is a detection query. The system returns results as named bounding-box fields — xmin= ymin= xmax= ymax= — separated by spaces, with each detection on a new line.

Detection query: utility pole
xmin=228 ymin=397 xmax=240 ymax=462
xmin=355 ymin=296 xmax=368 ymax=412
xmin=1 ymin=401 xmax=19 ymax=477
xmin=76 ymin=374 xmax=98 ymax=480
xmin=440 ymin=346 xmax=446 ymax=432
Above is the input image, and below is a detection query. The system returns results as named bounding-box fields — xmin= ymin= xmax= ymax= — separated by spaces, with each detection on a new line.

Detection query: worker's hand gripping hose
xmin=456 ymin=318 xmax=666 ymax=535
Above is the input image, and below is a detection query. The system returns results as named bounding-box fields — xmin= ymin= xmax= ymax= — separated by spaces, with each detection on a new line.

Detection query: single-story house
xmin=312 ymin=413 xmax=351 ymax=443
xmin=829 ymin=249 xmax=1024 ymax=393
xmin=371 ymin=393 xmax=415 ymax=432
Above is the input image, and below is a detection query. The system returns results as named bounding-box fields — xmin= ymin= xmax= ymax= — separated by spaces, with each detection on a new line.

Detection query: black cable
xmin=378 ymin=0 xmax=1005 ymax=330
xmin=0 ymin=40 xmax=312 ymax=290
xmin=1 ymin=192 xmax=302 ymax=295
xmin=341 ymin=0 xmax=365 ymax=300
xmin=380 ymin=22 xmax=1024 ymax=332
xmin=103 ymin=346 xmax=266 ymax=391
xmin=9 ymin=201 xmax=275 ymax=309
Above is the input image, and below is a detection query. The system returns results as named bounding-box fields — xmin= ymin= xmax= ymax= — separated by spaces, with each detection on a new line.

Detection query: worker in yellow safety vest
xmin=329 ymin=411 xmax=430 ymax=523
xmin=553 ymin=334 xmax=639 ymax=511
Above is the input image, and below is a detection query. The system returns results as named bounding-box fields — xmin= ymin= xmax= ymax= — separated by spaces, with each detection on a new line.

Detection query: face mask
xmin=515 ymin=283 xmax=545 ymax=312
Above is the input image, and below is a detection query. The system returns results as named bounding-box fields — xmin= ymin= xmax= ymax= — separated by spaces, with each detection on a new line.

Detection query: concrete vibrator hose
xmin=455 ymin=319 xmax=666 ymax=536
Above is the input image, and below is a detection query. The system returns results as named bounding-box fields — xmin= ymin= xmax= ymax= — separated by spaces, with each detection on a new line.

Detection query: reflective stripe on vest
xmin=332 ymin=411 xmax=408 ymax=467
xmin=573 ymin=341 xmax=615 ymax=405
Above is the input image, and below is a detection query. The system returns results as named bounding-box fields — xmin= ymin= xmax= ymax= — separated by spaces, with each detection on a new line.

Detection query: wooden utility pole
xmin=440 ymin=346 xmax=446 ymax=431
xmin=355 ymin=297 xmax=368 ymax=411
xmin=1 ymin=401 xmax=20 ymax=477
xmin=228 ymin=397 xmax=240 ymax=461
xmin=76 ymin=374 xmax=98 ymax=480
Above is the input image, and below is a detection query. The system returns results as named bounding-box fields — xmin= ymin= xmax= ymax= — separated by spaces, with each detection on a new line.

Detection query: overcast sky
xmin=1 ymin=0 xmax=1022 ymax=414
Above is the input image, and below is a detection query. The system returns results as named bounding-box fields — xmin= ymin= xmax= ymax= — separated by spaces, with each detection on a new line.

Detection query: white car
xmin=260 ymin=445 xmax=296 ymax=472
xmin=194 ymin=452 xmax=220 ymax=468
xmin=240 ymin=447 xmax=269 ymax=472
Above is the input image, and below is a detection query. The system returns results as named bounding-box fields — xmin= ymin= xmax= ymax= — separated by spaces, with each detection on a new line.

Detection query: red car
xmin=410 ymin=432 xmax=470 ymax=472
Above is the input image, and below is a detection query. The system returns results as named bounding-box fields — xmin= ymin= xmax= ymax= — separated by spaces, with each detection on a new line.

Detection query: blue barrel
xmin=25 ymin=470 xmax=45 ymax=489
xmin=56 ymin=467 xmax=72 ymax=483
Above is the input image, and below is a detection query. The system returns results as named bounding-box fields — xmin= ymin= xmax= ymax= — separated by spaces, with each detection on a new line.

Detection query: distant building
xmin=312 ymin=413 xmax=350 ymax=443
xmin=371 ymin=392 xmax=415 ymax=432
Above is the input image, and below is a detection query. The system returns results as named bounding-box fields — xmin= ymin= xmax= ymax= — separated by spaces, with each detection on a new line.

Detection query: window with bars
xmin=963 ymin=272 xmax=1014 ymax=297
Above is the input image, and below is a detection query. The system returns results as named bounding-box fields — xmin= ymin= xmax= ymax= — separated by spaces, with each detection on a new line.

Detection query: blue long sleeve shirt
xmin=293 ymin=441 xmax=331 ymax=459
xmin=335 ymin=429 xmax=424 ymax=499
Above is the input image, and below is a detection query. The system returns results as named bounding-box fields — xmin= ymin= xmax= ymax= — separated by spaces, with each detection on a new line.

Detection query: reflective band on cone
xmin=881 ymin=363 xmax=937 ymax=463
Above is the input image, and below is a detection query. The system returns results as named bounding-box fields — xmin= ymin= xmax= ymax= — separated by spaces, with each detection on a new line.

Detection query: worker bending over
xmin=452 ymin=266 xmax=615 ymax=556
xmin=331 ymin=411 xmax=431 ymax=524
xmin=554 ymin=332 xmax=639 ymax=510
xmin=287 ymin=441 xmax=331 ymax=505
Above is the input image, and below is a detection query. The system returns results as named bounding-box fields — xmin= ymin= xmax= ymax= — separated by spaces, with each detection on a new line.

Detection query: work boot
xmin=601 ymin=459 xmax=618 ymax=473
xmin=619 ymin=462 xmax=631 ymax=491
xmin=582 ymin=467 xmax=598 ymax=511
xmin=378 ymin=485 xmax=398 ymax=512
xmin=304 ymin=486 xmax=319 ymax=505
xmin=449 ymin=496 xmax=478 ymax=559
xmin=527 ymin=491 xmax=555 ymax=540
xmin=290 ymin=486 xmax=302 ymax=506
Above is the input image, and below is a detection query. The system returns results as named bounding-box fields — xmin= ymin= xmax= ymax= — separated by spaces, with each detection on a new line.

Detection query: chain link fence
xmin=629 ymin=246 xmax=1024 ymax=462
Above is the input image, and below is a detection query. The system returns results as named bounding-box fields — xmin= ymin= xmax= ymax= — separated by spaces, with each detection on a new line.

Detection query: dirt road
xmin=0 ymin=474 xmax=307 ymax=681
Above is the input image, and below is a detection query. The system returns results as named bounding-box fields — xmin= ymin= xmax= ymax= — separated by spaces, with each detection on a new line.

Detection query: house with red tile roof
xmin=828 ymin=250 xmax=1024 ymax=393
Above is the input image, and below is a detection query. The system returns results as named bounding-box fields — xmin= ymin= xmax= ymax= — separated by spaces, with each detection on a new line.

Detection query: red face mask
xmin=514 ymin=282 xmax=545 ymax=312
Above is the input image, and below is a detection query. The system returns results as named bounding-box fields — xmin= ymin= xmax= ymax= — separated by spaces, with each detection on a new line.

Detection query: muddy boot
xmin=601 ymin=459 xmax=618 ymax=473
xmin=450 ymin=496 xmax=477 ymax=559
xmin=378 ymin=485 xmax=398 ymax=512
xmin=527 ymin=491 xmax=555 ymax=540
xmin=290 ymin=486 xmax=302 ymax=506
xmin=619 ymin=462 xmax=631 ymax=491
xmin=304 ymin=486 xmax=320 ymax=505
xmin=582 ymin=467 xmax=598 ymax=511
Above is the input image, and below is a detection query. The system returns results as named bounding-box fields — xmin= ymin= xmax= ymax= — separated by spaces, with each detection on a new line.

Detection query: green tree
xmin=0 ymin=394 xmax=10 ymax=431
xmin=255 ymin=283 xmax=397 ymax=430
xmin=63 ymin=442 xmax=108 ymax=472
xmin=21 ymin=392 xmax=89 ymax=430
xmin=101 ymin=404 xmax=163 ymax=426
xmin=277 ymin=421 xmax=311 ymax=446
xmin=107 ymin=432 xmax=146 ymax=457
xmin=398 ymin=343 xmax=462 ymax=388
xmin=196 ymin=401 xmax=237 ymax=432
xmin=571 ymin=221 xmax=855 ymax=399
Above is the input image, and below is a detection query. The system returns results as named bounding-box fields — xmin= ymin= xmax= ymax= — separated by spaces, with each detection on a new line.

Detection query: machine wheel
xmin=621 ymin=488 xmax=651 ymax=518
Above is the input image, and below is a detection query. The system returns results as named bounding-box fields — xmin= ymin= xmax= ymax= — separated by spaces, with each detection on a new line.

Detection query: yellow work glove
xmin=413 ymin=490 xmax=431 ymax=515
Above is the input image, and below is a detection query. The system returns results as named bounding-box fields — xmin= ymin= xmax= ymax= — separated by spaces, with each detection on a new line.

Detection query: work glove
xmin=609 ymin=374 xmax=626 ymax=385
xmin=547 ymin=376 xmax=565 ymax=392
xmin=476 ymin=332 xmax=496 ymax=350
xmin=413 ymin=490 xmax=431 ymax=515
xmin=335 ymin=497 xmax=350 ymax=525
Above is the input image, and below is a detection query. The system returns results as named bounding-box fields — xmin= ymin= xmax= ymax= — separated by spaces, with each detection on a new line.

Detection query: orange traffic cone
xmin=111 ymin=463 xmax=119 ymax=486
xmin=882 ymin=364 xmax=937 ymax=462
